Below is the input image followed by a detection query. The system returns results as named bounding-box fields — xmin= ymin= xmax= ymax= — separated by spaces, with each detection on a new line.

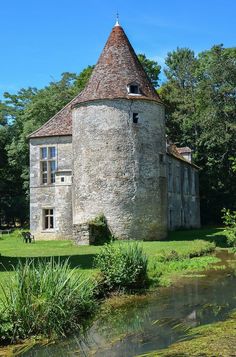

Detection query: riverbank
xmin=138 ymin=250 xmax=236 ymax=357
xmin=0 ymin=227 xmax=227 ymax=350
xmin=143 ymin=311 xmax=236 ymax=357
xmin=6 ymin=249 xmax=235 ymax=357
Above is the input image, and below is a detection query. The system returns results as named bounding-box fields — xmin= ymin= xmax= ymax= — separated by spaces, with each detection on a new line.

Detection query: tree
xmin=1 ymin=66 xmax=94 ymax=226
xmin=138 ymin=54 xmax=161 ymax=87
xmin=160 ymin=48 xmax=198 ymax=144
xmin=195 ymin=45 xmax=236 ymax=222
xmin=160 ymin=45 xmax=236 ymax=223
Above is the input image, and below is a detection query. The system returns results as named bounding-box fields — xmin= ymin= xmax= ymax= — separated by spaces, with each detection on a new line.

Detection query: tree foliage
xmin=138 ymin=53 xmax=161 ymax=87
xmin=160 ymin=45 xmax=236 ymax=223
xmin=0 ymin=67 xmax=93 ymax=226
xmin=0 ymin=55 xmax=160 ymax=226
xmin=1 ymin=45 xmax=236 ymax=226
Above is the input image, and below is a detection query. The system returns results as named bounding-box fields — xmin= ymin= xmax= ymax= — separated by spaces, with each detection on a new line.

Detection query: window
xmin=184 ymin=167 xmax=188 ymax=194
xmin=127 ymin=83 xmax=140 ymax=95
xmin=169 ymin=209 xmax=172 ymax=228
xmin=168 ymin=161 xmax=172 ymax=192
xmin=49 ymin=147 xmax=56 ymax=158
xmin=176 ymin=165 xmax=180 ymax=193
xmin=191 ymin=170 xmax=195 ymax=195
xmin=41 ymin=161 xmax=48 ymax=184
xmin=61 ymin=177 xmax=65 ymax=182
xmin=40 ymin=146 xmax=57 ymax=185
xmin=43 ymin=208 xmax=54 ymax=229
xmin=133 ymin=113 xmax=139 ymax=123
xmin=130 ymin=85 xmax=139 ymax=94
xmin=41 ymin=147 xmax=47 ymax=159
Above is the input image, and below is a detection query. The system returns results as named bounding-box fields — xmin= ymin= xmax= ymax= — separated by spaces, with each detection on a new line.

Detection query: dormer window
xmin=127 ymin=82 xmax=140 ymax=95
xmin=130 ymin=85 xmax=139 ymax=94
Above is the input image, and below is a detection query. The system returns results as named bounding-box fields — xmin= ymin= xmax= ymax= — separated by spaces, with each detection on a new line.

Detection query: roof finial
xmin=115 ymin=11 xmax=120 ymax=27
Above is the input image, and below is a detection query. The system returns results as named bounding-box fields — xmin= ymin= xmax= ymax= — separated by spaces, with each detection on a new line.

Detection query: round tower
xmin=72 ymin=22 xmax=167 ymax=243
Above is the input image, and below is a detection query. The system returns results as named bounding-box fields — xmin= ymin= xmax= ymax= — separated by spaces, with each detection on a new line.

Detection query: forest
xmin=0 ymin=45 xmax=235 ymax=226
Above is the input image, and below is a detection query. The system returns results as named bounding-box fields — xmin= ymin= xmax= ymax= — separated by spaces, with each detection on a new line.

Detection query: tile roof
xmin=167 ymin=144 xmax=199 ymax=169
xmin=73 ymin=23 xmax=161 ymax=106
xmin=28 ymin=99 xmax=73 ymax=138
xmin=29 ymin=23 xmax=161 ymax=139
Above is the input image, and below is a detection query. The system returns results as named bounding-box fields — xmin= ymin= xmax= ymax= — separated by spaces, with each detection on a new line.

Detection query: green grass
xmin=0 ymin=227 xmax=227 ymax=347
xmin=167 ymin=227 xmax=227 ymax=247
xmin=0 ymin=228 xmax=223 ymax=294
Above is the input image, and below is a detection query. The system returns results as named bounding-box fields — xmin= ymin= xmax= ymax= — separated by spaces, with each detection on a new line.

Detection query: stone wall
xmin=167 ymin=154 xmax=200 ymax=229
xmin=30 ymin=136 xmax=73 ymax=240
xmin=72 ymin=99 xmax=168 ymax=242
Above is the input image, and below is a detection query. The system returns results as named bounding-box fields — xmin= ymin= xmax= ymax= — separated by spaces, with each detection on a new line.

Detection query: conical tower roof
xmin=29 ymin=23 xmax=161 ymax=138
xmin=74 ymin=23 xmax=161 ymax=105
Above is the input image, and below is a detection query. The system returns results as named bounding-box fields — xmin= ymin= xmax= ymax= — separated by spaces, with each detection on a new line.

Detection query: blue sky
xmin=0 ymin=0 xmax=235 ymax=99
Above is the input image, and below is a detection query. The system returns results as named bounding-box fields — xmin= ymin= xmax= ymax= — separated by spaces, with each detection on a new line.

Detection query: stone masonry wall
xmin=167 ymin=155 xmax=200 ymax=229
xmin=30 ymin=136 xmax=73 ymax=240
xmin=72 ymin=99 xmax=168 ymax=243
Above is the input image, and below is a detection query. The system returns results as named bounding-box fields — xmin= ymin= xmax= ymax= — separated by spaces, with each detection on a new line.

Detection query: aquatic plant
xmin=94 ymin=242 xmax=148 ymax=292
xmin=0 ymin=259 xmax=97 ymax=342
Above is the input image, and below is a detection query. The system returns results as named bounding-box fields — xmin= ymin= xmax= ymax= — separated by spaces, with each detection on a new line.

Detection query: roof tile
xmin=29 ymin=24 xmax=161 ymax=138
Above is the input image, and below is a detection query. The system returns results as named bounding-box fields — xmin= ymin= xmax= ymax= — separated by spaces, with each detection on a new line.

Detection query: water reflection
xmin=21 ymin=252 xmax=236 ymax=357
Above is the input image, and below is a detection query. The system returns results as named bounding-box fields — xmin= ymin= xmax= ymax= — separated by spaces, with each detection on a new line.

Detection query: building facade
xmin=29 ymin=22 xmax=200 ymax=244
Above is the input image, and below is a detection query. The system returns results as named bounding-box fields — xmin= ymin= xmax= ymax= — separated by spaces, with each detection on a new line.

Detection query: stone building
xmin=29 ymin=21 xmax=200 ymax=244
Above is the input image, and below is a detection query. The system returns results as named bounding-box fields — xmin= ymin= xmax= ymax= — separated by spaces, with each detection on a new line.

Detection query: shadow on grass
xmin=0 ymin=254 xmax=96 ymax=272
xmin=167 ymin=227 xmax=228 ymax=248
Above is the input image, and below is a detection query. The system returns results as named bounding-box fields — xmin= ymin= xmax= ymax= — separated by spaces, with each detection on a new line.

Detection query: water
xmin=20 ymin=251 xmax=236 ymax=356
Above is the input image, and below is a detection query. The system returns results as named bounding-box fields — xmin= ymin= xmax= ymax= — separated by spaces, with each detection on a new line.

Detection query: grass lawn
xmin=0 ymin=227 xmax=226 ymax=295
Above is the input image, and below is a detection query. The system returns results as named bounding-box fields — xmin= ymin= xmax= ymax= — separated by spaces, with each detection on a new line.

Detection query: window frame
xmin=127 ymin=82 xmax=141 ymax=95
xmin=42 ymin=208 xmax=54 ymax=230
xmin=40 ymin=146 xmax=57 ymax=185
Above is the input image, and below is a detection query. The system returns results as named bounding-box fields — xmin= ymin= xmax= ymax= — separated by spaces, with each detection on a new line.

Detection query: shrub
xmin=157 ymin=249 xmax=181 ymax=262
xmin=94 ymin=242 xmax=148 ymax=292
xmin=88 ymin=214 xmax=112 ymax=245
xmin=0 ymin=259 xmax=97 ymax=342
xmin=0 ymin=313 xmax=13 ymax=344
xmin=222 ymin=208 xmax=236 ymax=247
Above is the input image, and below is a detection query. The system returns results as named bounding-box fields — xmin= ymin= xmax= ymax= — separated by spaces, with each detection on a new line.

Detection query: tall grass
xmin=0 ymin=259 xmax=97 ymax=342
xmin=94 ymin=242 xmax=148 ymax=292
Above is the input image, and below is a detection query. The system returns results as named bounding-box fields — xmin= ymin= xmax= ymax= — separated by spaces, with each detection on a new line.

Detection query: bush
xmin=0 ymin=259 xmax=97 ymax=342
xmin=0 ymin=313 xmax=13 ymax=344
xmin=222 ymin=208 xmax=236 ymax=247
xmin=157 ymin=249 xmax=181 ymax=262
xmin=88 ymin=214 xmax=112 ymax=245
xmin=94 ymin=242 xmax=148 ymax=292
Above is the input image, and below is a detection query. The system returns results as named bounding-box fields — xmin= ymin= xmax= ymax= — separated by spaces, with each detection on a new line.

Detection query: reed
xmin=0 ymin=259 xmax=97 ymax=342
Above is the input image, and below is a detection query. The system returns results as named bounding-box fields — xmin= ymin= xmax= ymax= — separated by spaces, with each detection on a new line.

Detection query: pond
xmin=18 ymin=251 xmax=236 ymax=356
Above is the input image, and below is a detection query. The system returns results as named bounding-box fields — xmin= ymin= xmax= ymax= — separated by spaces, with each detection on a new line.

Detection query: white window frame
xmin=127 ymin=82 xmax=141 ymax=95
xmin=42 ymin=208 xmax=54 ymax=230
